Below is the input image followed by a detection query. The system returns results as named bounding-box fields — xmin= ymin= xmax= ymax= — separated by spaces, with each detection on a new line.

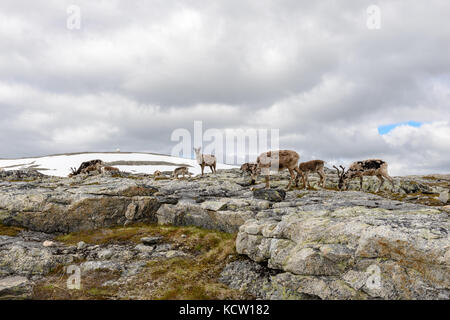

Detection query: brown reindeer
xmin=240 ymin=163 xmax=258 ymax=176
xmin=172 ymin=166 xmax=192 ymax=179
xmin=153 ymin=170 xmax=162 ymax=177
xmin=253 ymin=150 xmax=301 ymax=189
xmin=100 ymin=166 xmax=120 ymax=174
xmin=334 ymin=159 xmax=394 ymax=192
xmin=68 ymin=159 xmax=103 ymax=177
xmin=194 ymin=147 xmax=216 ymax=176
xmin=298 ymin=160 xmax=326 ymax=189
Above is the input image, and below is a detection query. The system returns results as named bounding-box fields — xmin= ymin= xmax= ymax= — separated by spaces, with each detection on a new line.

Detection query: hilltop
xmin=0 ymin=162 xmax=448 ymax=300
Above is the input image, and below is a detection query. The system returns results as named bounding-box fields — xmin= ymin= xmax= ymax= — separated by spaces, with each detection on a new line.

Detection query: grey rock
xmin=97 ymin=249 xmax=114 ymax=260
xmin=140 ymin=236 xmax=162 ymax=245
xmin=134 ymin=244 xmax=155 ymax=254
xmin=253 ymin=188 xmax=286 ymax=202
xmin=236 ymin=206 xmax=450 ymax=300
xmin=77 ymin=241 xmax=87 ymax=250
xmin=0 ymin=276 xmax=33 ymax=300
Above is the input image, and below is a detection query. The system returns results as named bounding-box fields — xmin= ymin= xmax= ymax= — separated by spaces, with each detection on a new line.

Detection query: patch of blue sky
xmin=378 ymin=121 xmax=423 ymax=135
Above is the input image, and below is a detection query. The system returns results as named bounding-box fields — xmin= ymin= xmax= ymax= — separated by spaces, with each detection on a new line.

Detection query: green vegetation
xmin=0 ymin=223 xmax=25 ymax=236
xmin=36 ymin=224 xmax=251 ymax=300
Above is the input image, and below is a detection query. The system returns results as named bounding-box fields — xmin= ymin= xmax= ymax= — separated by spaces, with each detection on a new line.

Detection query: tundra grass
xmin=35 ymin=224 xmax=251 ymax=300
xmin=0 ymin=222 xmax=25 ymax=236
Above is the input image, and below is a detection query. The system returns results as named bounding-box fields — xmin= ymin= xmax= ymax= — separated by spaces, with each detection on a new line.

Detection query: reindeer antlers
xmin=333 ymin=165 xmax=346 ymax=177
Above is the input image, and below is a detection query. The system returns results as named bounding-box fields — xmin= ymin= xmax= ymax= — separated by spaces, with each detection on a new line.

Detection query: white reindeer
xmin=193 ymin=147 xmax=217 ymax=176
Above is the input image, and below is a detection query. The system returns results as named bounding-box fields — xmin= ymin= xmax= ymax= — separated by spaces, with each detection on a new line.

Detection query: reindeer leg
xmin=301 ymin=172 xmax=307 ymax=189
xmin=201 ymin=164 xmax=204 ymax=176
xmin=360 ymin=176 xmax=363 ymax=190
xmin=386 ymin=175 xmax=394 ymax=189
xmin=376 ymin=175 xmax=385 ymax=192
xmin=286 ymin=168 xmax=296 ymax=190
xmin=319 ymin=170 xmax=325 ymax=188
xmin=307 ymin=174 xmax=312 ymax=189
xmin=294 ymin=167 xmax=301 ymax=187
xmin=265 ymin=176 xmax=270 ymax=189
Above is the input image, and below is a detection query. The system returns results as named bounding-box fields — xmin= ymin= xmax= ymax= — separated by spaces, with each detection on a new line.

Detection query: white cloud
xmin=0 ymin=0 xmax=449 ymax=175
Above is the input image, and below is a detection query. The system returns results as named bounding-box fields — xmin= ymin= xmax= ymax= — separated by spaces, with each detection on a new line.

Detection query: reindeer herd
xmin=68 ymin=147 xmax=395 ymax=192
xmin=239 ymin=149 xmax=394 ymax=192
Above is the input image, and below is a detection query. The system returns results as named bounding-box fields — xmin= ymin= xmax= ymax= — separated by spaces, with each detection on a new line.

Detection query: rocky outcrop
xmin=235 ymin=204 xmax=449 ymax=299
xmin=0 ymin=176 xmax=160 ymax=233
xmin=0 ymin=168 xmax=449 ymax=300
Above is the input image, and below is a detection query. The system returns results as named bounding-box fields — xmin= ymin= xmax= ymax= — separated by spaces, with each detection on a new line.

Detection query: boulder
xmin=253 ymin=188 xmax=286 ymax=202
xmin=0 ymin=276 xmax=33 ymax=299
xmin=236 ymin=206 xmax=450 ymax=299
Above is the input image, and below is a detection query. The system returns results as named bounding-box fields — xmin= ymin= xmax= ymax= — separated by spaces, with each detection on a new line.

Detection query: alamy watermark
xmin=171 ymin=121 xmax=279 ymax=165
xmin=67 ymin=5 xmax=81 ymax=30
xmin=67 ymin=265 xmax=81 ymax=290
xmin=367 ymin=5 xmax=381 ymax=30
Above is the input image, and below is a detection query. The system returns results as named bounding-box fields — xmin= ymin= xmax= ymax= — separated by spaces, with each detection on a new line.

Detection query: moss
xmin=0 ymin=222 xmax=25 ymax=236
xmin=49 ymin=224 xmax=249 ymax=300
xmin=56 ymin=223 xmax=233 ymax=248
xmin=32 ymin=268 xmax=121 ymax=300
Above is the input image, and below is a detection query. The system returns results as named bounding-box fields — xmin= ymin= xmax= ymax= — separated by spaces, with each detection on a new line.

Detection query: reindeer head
xmin=68 ymin=167 xmax=77 ymax=177
xmin=333 ymin=165 xmax=347 ymax=190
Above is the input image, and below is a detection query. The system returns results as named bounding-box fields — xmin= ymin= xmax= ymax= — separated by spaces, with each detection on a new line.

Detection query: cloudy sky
xmin=0 ymin=0 xmax=449 ymax=175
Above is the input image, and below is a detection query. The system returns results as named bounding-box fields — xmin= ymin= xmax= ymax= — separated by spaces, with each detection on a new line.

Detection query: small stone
xmin=42 ymin=240 xmax=55 ymax=247
xmin=77 ymin=241 xmax=87 ymax=250
xmin=253 ymin=188 xmax=286 ymax=202
xmin=165 ymin=250 xmax=186 ymax=258
xmin=438 ymin=191 xmax=449 ymax=204
xmin=97 ymin=249 xmax=114 ymax=260
xmin=181 ymin=234 xmax=187 ymax=238
xmin=155 ymin=243 xmax=172 ymax=252
xmin=135 ymin=244 xmax=155 ymax=253
xmin=141 ymin=236 xmax=162 ymax=245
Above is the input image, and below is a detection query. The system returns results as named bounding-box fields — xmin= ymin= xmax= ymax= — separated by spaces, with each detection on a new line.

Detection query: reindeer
xmin=172 ymin=166 xmax=192 ymax=179
xmin=252 ymin=150 xmax=301 ymax=189
xmin=153 ymin=170 xmax=162 ymax=177
xmin=333 ymin=159 xmax=394 ymax=192
xmin=100 ymin=166 xmax=120 ymax=174
xmin=193 ymin=147 xmax=216 ymax=176
xmin=68 ymin=159 xmax=103 ymax=177
xmin=298 ymin=160 xmax=326 ymax=189
xmin=240 ymin=163 xmax=258 ymax=176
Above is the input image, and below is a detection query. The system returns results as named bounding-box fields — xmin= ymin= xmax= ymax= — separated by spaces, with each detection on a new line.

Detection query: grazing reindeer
xmin=252 ymin=150 xmax=301 ymax=189
xmin=69 ymin=159 xmax=103 ymax=177
xmin=193 ymin=147 xmax=216 ymax=176
xmin=333 ymin=159 xmax=394 ymax=192
xmin=298 ymin=160 xmax=326 ymax=189
xmin=172 ymin=166 xmax=192 ymax=179
xmin=69 ymin=167 xmax=77 ymax=177
xmin=153 ymin=170 xmax=162 ymax=177
xmin=240 ymin=163 xmax=258 ymax=176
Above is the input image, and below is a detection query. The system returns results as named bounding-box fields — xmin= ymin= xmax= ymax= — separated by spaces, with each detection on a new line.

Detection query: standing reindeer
xmin=252 ymin=150 xmax=301 ymax=189
xmin=333 ymin=159 xmax=394 ymax=192
xmin=298 ymin=160 xmax=326 ymax=189
xmin=193 ymin=147 xmax=216 ymax=176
